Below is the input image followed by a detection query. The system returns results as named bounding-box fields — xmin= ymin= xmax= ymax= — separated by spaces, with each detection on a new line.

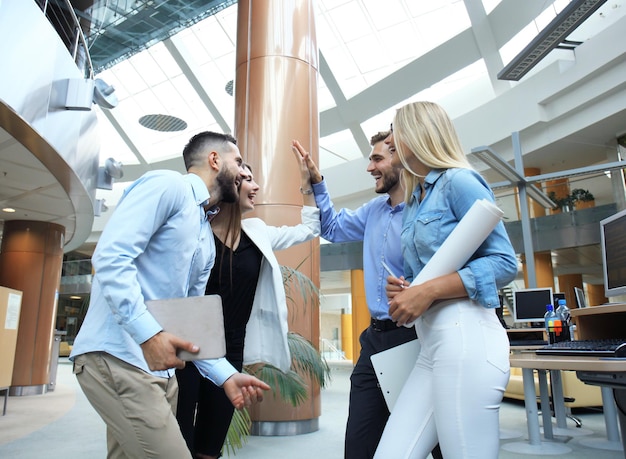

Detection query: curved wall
xmin=0 ymin=0 xmax=100 ymax=251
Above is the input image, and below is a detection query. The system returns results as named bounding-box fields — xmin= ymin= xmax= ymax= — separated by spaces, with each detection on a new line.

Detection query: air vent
xmin=138 ymin=114 xmax=188 ymax=132
xmin=225 ymin=80 xmax=234 ymax=96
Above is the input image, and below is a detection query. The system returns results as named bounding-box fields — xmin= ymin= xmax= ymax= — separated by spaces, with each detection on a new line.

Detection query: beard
xmin=216 ymin=167 xmax=238 ymax=203
xmin=376 ymin=170 xmax=400 ymax=194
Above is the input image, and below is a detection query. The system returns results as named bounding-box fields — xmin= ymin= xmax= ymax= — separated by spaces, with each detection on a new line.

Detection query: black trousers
xmin=176 ymin=328 xmax=245 ymax=457
xmin=344 ymin=322 xmax=443 ymax=459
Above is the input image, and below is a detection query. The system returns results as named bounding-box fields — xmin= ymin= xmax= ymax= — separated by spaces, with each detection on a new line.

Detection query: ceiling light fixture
xmin=94 ymin=198 xmax=109 ymax=217
xmin=97 ymin=158 xmax=124 ymax=190
xmin=2 ymin=207 xmax=15 ymax=213
xmin=498 ymin=0 xmax=608 ymax=81
xmin=93 ymin=78 xmax=118 ymax=109
xmin=225 ymin=80 xmax=234 ymax=96
xmin=471 ymin=146 xmax=556 ymax=208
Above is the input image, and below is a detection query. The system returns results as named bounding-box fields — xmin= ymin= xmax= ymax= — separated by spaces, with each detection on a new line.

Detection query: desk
xmin=509 ymin=346 xmax=626 ymax=456
xmin=504 ymin=305 xmax=626 ymax=456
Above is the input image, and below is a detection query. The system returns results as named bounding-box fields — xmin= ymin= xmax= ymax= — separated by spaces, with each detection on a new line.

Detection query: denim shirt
xmin=401 ymin=168 xmax=517 ymax=308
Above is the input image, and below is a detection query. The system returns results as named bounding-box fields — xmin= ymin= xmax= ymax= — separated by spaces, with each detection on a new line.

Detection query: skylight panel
xmin=361 ymin=0 xmax=407 ymax=30
xmin=109 ymin=60 xmax=147 ymax=96
xmin=413 ymin=1 xmax=470 ymax=50
xmin=149 ymin=43 xmax=183 ymax=79
xmin=345 ymin=34 xmax=386 ymax=75
xmin=378 ymin=21 xmax=425 ymax=65
xmin=326 ymin=1 xmax=370 ymax=43
xmin=319 ymin=129 xmax=363 ymax=168
xmin=130 ymin=51 xmax=167 ymax=88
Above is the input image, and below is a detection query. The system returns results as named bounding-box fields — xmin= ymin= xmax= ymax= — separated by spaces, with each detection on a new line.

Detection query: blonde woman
xmin=375 ymin=102 xmax=517 ymax=459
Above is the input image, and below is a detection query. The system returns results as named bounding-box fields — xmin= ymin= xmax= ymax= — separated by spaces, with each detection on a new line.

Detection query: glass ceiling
xmin=89 ymin=0 xmax=622 ymax=202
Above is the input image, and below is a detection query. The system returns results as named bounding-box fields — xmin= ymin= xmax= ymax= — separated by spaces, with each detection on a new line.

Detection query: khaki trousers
xmin=73 ymin=352 xmax=192 ymax=459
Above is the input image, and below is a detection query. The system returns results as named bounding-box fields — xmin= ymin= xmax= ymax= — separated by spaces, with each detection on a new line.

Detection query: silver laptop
xmin=146 ymin=294 xmax=226 ymax=361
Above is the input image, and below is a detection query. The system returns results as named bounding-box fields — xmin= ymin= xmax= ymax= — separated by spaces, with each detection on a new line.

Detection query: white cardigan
xmin=240 ymin=206 xmax=320 ymax=372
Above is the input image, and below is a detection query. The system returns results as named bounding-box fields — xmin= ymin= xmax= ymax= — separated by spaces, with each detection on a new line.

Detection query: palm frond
xmin=246 ymin=363 xmax=309 ymax=406
xmin=281 ymin=265 xmax=319 ymax=319
xmin=287 ymin=332 xmax=331 ymax=389
xmin=222 ymin=408 xmax=251 ymax=456
xmin=224 ymin=266 xmax=329 ymax=455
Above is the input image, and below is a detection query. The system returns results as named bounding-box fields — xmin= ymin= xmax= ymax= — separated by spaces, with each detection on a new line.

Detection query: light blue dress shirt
xmin=401 ymin=168 xmax=517 ymax=309
xmin=312 ymin=180 xmax=404 ymax=320
xmin=71 ymin=170 xmax=236 ymax=385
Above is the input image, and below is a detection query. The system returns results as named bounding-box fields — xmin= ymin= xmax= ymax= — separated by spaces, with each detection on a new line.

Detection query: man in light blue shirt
xmin=293 ymin=133 xmax=442 ymax=459
xmin=70 ymin=132 xmax=269 ymax=459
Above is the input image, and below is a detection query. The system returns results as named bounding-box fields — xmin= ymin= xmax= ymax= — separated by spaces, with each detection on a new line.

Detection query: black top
xmin=205 ymin=230 xmax=263 ymax=331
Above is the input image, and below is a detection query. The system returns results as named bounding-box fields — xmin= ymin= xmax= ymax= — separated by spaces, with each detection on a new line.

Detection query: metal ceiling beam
xmin=100 ymin=108 xmax=149 ymax=166
xmin=471 ymin=145 xmax=556 ymax=208
xmin=318 ymin=52 xmax=370 ymax=157
xmin=163 ymin=36 xmax=230 ymax=134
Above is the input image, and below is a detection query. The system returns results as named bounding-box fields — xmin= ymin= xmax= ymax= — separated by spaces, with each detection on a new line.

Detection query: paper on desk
xmin=405 ymin=198 xmax=504 ymax=327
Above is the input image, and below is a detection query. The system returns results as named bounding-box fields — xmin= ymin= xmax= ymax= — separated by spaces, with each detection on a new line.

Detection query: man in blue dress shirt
xmin=294 ymin=133 xmax=442 ymax=459
xmin=70 ymin=131 xmax=269 ymax=459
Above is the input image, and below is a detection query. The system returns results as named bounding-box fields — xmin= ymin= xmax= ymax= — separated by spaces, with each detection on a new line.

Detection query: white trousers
xmin=374 ymin=299 xmax=510 ymax=459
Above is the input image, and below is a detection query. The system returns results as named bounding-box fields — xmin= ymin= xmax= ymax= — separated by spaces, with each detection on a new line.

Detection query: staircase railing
xmin=320 ymin=338 xmax=347 ymax=361
xmin=36 ymin=0 xmax=94 ymax=78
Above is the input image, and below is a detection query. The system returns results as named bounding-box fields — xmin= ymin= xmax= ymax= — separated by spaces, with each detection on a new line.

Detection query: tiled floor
xmin=0 ymin=358 xmax=623 ymax=458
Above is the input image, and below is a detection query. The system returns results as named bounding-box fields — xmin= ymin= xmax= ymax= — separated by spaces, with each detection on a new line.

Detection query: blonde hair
xmin=393 ymin=101 xmax=472 ymax=202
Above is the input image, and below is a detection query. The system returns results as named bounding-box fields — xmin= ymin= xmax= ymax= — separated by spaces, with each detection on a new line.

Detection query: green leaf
xmin=222 ymin=408 xmax=251 ymax=456
xmin=286 ymin=332 xmax=331 ymax=389
xmin=281 ymin=264 xmax=320 ymax=320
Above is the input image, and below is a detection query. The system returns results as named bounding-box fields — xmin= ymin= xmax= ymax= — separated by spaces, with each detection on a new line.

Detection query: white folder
xmin=370 ymin=339 xmax=421 ymax=411
xmin=146 ymin=294 xmax=226 ymax=361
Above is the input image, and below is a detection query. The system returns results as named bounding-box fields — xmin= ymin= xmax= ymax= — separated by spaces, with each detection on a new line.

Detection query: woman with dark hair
xmin=176 ymin=150 xmax=320 ymax=459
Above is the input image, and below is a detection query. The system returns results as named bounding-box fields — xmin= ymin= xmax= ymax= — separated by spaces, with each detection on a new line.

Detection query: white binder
xmin=370 ymin=339 xmax=421 ymax=411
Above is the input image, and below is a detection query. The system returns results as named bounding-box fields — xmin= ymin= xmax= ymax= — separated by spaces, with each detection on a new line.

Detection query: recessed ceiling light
xmin=2 ymin=207 xmax=15 ymax=213
xmin=138 ymin=114 xmax=188 ymax=132
xmin=69 ymin=295 xmax=82 ymax=300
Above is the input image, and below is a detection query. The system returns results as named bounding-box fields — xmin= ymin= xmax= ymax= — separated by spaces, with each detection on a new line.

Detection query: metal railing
xmin=320 ymin=338 xmax=347 ymax=361
xmin=36 ymin=0 xmax=94 ymax=78
xmin=61 ymin=259 xmax=93 ymax=277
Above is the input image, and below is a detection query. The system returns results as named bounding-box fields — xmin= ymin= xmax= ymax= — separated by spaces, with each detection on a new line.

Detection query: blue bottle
xmin=544 ymin=304 xmax=562 ymax=344
xmin=556 ymin=299 xmax=572 ymax=341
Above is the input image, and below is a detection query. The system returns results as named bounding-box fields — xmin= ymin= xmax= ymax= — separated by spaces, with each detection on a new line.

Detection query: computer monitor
xmin=513 ymin=287 xmax=554 ymax=324
xmin=600 ymin=208 xmax=626 ymax=298
xmin=495 ymin=294 xmax=507 ymax=328
xmin=574 ymin=286 xmax=587 ymax=308
xmin=553 ymin=292 xmax=566 ymax=306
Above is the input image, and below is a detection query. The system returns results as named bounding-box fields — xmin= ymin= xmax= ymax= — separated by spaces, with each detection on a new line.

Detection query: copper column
xmin=0 ymin=220 xmax=64 ymax=395
xmin=234 ymin=0 xmax=321 ymax=434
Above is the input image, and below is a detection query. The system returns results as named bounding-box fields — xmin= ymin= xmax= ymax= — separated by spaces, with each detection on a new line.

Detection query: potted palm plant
xmin=222 ymin=265 xmax=331 ymax=456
